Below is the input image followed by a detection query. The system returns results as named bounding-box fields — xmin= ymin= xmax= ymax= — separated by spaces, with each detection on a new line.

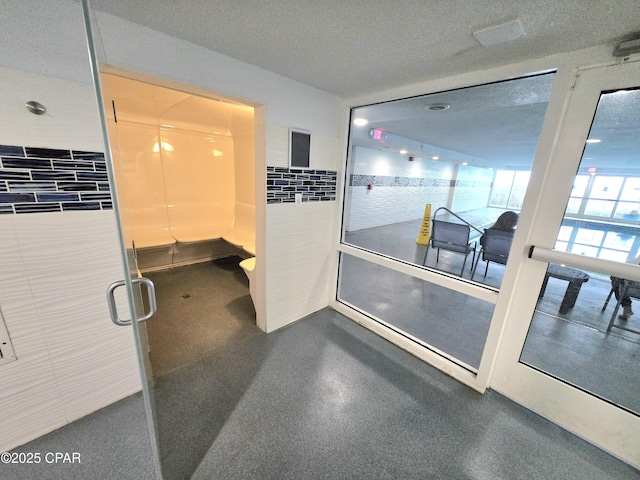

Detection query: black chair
xmin=471 ymin=228 xmax=514 ymax=280
xmin=601 ymin=279 xmax=640 ymax=334
xmin=423 ymin=219 xmax=476 ymax=276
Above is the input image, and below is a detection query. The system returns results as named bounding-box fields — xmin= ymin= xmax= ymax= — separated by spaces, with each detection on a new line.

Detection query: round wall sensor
xmin=26 ymin=101 xmax=46 ymax=115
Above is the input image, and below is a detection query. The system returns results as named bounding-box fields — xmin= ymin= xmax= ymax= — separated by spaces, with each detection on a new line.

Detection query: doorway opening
xmin=101 ymin=72 xmax=263 ymax=478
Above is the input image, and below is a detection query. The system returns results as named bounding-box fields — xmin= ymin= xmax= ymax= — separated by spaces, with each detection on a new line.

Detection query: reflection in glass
xmin=522 ymin=266 xmax=640 ymax=414
xmin=524 ymin=87 xmax=640 ymax=415
xmin=338 ymin=253 xmax=494 ymax=370
xmin=343 ymin=73 xmax=555 ymax=288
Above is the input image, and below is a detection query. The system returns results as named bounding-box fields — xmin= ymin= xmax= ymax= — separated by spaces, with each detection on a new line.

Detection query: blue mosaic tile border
xmin=267 ymin=166 xmax=337 ymax=204
xmin=350 ymin=174 xmax=491 ymax=188
xmin=0 ymin=144 xmax=112 ymax=214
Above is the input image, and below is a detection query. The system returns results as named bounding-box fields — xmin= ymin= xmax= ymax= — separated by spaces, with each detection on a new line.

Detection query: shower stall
xmin=102 ymin=73 xmax=256 ymax=272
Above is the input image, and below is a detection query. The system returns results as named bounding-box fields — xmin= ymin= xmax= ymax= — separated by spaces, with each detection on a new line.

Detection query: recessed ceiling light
xmin=353 ymin=117 xmax=369 ymax=126
xmin=399 ymin=149 xmax=408 ymax=154
xmin=432 ymin=156 xmax=439 ymax=160
xmin=426 ymin=103 xmax=450 ymax=111
xmin=586 ymin=138 xmax=601 ymax=144
xmin=462 ymin=162 xmax=468 ymax=166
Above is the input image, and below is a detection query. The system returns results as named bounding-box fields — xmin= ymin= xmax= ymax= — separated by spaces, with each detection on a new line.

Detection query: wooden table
xmin=538 ymin=264 xmax=590 ymax=314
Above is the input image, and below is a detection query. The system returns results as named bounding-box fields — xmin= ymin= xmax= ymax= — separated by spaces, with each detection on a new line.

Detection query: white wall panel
xmin=11 ymin=212 xmax=141 ymax=421
xmin=0 ymin=66 xmax=103 ymax=151
xmin=0 ymin=217 xmax=67 ymax=452
xmin=0 ymin=212 xmax=141 ymax=452
xmin=0 ymin=213 xmax=140 ymax=451
xmin=266 ymin=202 xmax=336 ymax=332
xmin=311 ymin=134 xmax=341 ymax=171
xmin=265 ymin=124 xmax=289 ymax=168
xmin=347 ymin=187 xmax=449 ymax=231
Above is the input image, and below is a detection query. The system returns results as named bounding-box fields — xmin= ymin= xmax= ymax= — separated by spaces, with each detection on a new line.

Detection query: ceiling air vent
xmin=613 ymin=35 xmax=640 ymax=57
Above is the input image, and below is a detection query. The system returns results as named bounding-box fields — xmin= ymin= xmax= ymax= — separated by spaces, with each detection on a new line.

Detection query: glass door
xmin=491 ymin=60 xmax=640 ymax=468
xmin=81 ymin=2 xmax=163 ymax=478
xmin=82 ymin=3 xmax=258 ymax=479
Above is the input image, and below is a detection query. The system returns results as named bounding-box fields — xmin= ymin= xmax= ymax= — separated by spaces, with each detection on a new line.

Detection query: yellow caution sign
xmin=416 ymin=204 xmax=431 ymax=245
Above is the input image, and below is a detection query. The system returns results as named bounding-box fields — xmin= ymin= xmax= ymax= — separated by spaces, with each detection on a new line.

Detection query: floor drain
xmin=181 ymin=293 xmax=191 ymax=299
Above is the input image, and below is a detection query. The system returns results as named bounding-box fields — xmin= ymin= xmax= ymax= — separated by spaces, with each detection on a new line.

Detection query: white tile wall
xmin=451 ymin=186 xmax=492 ymax=213
xmin=266 ymin=124 xmax=290 ymax=168
xmin=0 ymin=66 xmax=102 ymax=151
xmin=264 ymin=125 xmax=341 ymax=331
xmin=346 ymin=146 xmax=456 ymax=231
xmin=346 ymin=186 xmax=450 ymax=231
xmin=0 ymin=211 xmax=141 ymax=452
xmin=266 ymin=124 xmax=339 ymax=172
xmin=0 ymin=219 xmax=67 ymax=451
xmin=266 ymin=202 xmax=336 ymax=332
xmin=451 ymin=166 xmax=494 ymax=212
xmin=352 ymin=146 xmax=454 ymax=178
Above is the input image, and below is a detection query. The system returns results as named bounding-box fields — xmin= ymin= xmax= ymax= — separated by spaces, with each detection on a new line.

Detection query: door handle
xmin=106 ymin=277 xmax=157 ymax=326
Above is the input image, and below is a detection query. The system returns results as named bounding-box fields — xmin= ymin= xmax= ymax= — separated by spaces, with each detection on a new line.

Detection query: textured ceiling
xmin=90 ymin=0 xmax=640 ymax=97
xmin=350 ymin=76 xmax=640 ymax=170
xmin=86 ymin=1 xmax=640 ymax=170
xmin=350 ymin=74 xmax=557 ymax=169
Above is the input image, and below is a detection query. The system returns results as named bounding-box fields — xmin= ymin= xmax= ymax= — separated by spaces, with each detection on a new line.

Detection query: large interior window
xmin=338 ymin=73 xmax=555 ymax=372
xmin=489 ymin=170 xmax=531 ymax=210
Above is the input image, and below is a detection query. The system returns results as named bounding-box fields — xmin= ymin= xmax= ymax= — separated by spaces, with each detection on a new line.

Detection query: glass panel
xmin=506 ymin=171 xmax=530 ymax=210
xmin=81 ymin=5 xmax=163 ymax=477
xmin=489 ymin=171 xmax=514 ymax=207
xmin=619 ymin=177 xmax=640 ymax=202
xmin=575 ymin=228 xmax=604 ymax=245
xmin=603 ymin=231 xmax=634 ymax=251
xmin=590 ymin=176 xmax=624 ymax=200
xmin=584 ymin=199 xmax=615 ymax=217
xmin=557 ymin=226 xmax=572 ymax=242
xmin=523 ymin=86 xmax=640 ymax=415
xmin=565 ymin=197 xmax=582 ymax=215
xmin=338 ymin=253 xmax=495 ymax=370
xmin=571 ymin=175 xmax=590 ymax=198
xmin=521 ymin=266 xmax=640 ymax=414
xmin=344 ymin=73 xmax=555 ymax=289
xmin=619 ymin=177 xmax=640 ymax=200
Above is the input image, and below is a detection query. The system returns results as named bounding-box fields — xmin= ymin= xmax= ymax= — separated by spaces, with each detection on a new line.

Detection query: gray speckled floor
xmin=189 ymin=308 xmax=639 ymax=480
xmin=2 ymin=392 xmax=156 ymax=480
xmin=4 ymin=306 xmax=638 ymax=479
